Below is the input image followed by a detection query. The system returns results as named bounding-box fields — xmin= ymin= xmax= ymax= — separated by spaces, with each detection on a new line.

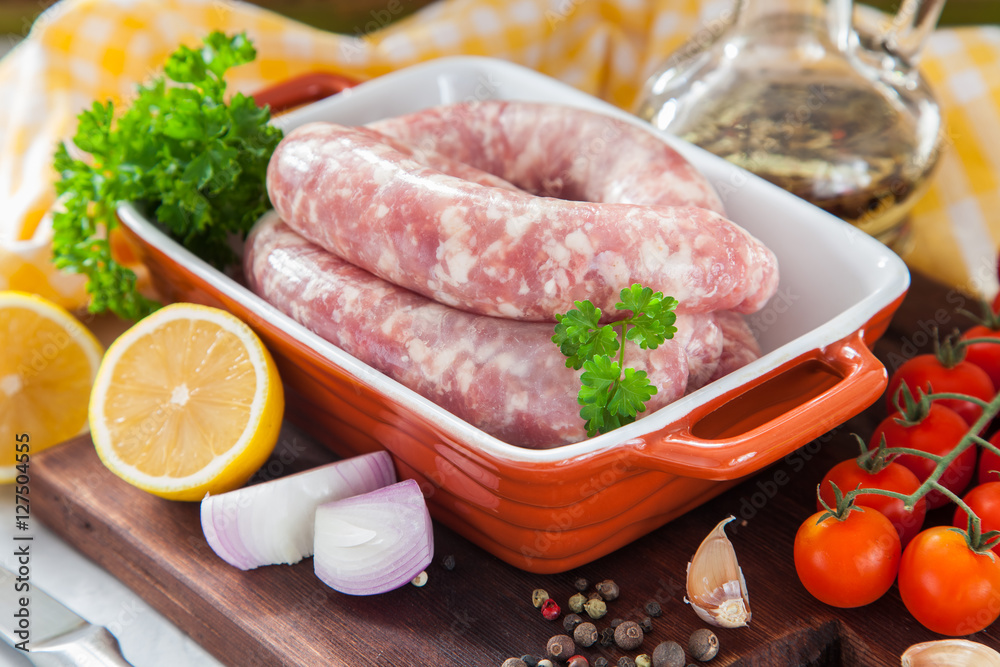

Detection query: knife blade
xmin=0 ymin=565 xmax=133 ymax=666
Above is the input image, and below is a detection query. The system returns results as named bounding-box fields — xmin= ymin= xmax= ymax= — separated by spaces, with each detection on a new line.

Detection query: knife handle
xmin=28 ymin=625 xmax=133 ymax=667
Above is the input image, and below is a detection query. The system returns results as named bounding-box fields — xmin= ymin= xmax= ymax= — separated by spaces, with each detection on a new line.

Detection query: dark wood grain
xmin=30 ymin=270 xmax=1000 ymax=667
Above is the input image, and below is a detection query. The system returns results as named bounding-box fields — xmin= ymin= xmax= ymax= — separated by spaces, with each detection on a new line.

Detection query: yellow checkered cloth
xmin=1 ymin=0 xmax=998 ymax=310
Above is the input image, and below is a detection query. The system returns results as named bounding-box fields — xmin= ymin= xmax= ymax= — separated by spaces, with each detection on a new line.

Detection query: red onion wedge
xmin=200 ymin=451 xmax=396 ymax=570
xmin=314 ymin=479 xmax=434 ymax=596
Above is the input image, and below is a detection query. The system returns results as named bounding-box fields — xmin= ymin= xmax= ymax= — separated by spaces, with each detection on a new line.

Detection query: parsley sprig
xmin=51 ymin=31 xmax=283 ymax=321
xmin=553 ymin=284 xmax=679 ymax=437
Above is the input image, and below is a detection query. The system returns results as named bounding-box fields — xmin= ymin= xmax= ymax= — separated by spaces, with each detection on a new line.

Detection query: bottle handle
xmin=827 ymin=0 xmax=854 ymax=53
xmin=252 ymin=71 xmax=359 ymax=114
xmin=876 ymin=0 xmax=947 ymax=68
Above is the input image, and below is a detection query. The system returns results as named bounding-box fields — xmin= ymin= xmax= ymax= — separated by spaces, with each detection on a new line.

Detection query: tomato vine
xmin=796 ymin=303 xmax=1000 ymax=635
xmin=826 ymin=316 xmax=1000 ymax=554
xmin=836 ymin=384 xmax=1000 ymax=552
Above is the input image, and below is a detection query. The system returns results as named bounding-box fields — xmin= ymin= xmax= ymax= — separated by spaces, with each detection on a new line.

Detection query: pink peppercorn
xmin=567 ymin=655 xmax=590 ymax=667
xmin=540 ymin=598 xmax=561 ymax=621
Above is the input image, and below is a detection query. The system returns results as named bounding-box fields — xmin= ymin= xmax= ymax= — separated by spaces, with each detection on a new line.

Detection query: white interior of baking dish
xmin=119 ymin=56 xmax=910 ymax=465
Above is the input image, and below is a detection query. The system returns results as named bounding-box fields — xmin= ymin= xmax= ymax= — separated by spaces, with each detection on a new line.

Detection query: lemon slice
xmin=0 ymin=291 xmax=104 ymax=482
xmin=89 ymin=303 xmax=284 ymax=501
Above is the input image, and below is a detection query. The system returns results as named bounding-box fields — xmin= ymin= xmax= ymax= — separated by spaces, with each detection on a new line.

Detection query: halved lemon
xmin=0 ymin=291 xmax=104 ymax=482
xmin=89 ymin=303 xmax=284 ymax=501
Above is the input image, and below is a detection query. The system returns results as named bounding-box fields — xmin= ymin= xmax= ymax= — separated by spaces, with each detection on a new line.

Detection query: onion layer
xmin=200 ymin=451 xmax=396 ymax=570
xmin=314 ymin=478 xmax=434 ymax=596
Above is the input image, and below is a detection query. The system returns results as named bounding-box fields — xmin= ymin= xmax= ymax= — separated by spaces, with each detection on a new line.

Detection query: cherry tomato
xmin=978 ymin=431 xmax=1000 ymax=484
xmin=962 ymin=324 xmax=1000 ymax=391
xmin=794 ymin=507 xmax=900 ymax=608
xmin=887 ymin=354 xmax=994 ymax=427
xmin=953 ymin=482 xmax=1000 ymax=553
xmin=898 ymin=526 xmax=1000 ymax=635
xmin=870 ymin=403 xmax=976 ymax=509
xmin=818 ymin=458 xmax=926 ymax=546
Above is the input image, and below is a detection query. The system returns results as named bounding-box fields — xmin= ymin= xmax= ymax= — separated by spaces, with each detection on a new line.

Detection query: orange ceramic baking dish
xmin=117 ymin=57 xmax=910 ymax=574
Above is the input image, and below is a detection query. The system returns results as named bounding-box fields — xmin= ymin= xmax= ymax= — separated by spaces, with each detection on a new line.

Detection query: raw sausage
xmin=266 ymin=122 xmax=779 ymax=320
xmin=685 ymin=315 xmax=724 ymax=392
xmin=708 ymin=311 xmax=763 ymax=383
xmin=244 ymin=212 xmax=726 ymax=448
xmin=377 ymin=131 xmax=521 ymax=192
xmin=245 ymin=213 xmax=709 ymax=448
xmin=369 ymin=102 xmax=763 ymax=391
xmin=367 ymin=101 xmax=726 ymax=213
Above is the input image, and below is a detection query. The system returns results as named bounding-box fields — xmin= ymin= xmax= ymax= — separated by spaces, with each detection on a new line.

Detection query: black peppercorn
xmin=594 ymin=659 xmax=609 ymax=667
xmin=618 ymin=657 xmax=636 ymax=667
xmin=600 ymin=626 xmax=616 ymax=648
xmin=502 ymin=659 xmax=528 ymax=667
xmin=644 ymin=600 xmax=662 ymax=618
xmin=688 ymin=628 xmax=719 ymax=662
xmin=573 ymin=621 xmax=599 ymax=648
xmin=640 ymin=616 xmax=653 ymax=633
xmin=563 ymin=613 xmax=584 ymax=634
xmin=573 ymin=576 xmax=589 ymax=592
xmin=588 ymin=591 xmax=603 ymax=601
xmin=596 ymin=579 xmax=620 ymax=601
xmin=547 ymin=634 xmax=576 ymax=661
xmin=651 ymin=640 xmax=686 ymax=667
xmin=610 ymin=617 xmax=625 ymax=629
xmin=521 ymin=656 xmax=539 ymax=667
xmin=440 ymin=554 xmax=456 ymax=570
xmin=614 ymin=620 xmax=644 ymax=651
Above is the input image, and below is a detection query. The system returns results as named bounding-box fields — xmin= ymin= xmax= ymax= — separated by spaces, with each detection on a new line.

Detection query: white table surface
xmin=0 ymin=474 xmax=223 ymax=666
xmin=0 ymin=18 xmax=227 ymax=651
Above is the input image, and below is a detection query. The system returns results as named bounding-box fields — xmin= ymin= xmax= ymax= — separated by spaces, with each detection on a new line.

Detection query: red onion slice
xmin=200 ymin=451 xmax=396 ymax=570
xmin=314 ymin=478 xmax=434 ymax=596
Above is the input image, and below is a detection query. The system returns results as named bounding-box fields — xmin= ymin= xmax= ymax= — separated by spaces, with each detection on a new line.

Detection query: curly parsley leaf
xmin=51 ymin=31 xmax=283 ymax=321
xmin=553 ymin=284 xmax=679 ymax=437
xmin=553 ymin=300 xmax=618 ymax=370
xmin=618 ymin=283 xmax=678 ymax=350
xmin=578 ymin=355 xmax=621 ymax=436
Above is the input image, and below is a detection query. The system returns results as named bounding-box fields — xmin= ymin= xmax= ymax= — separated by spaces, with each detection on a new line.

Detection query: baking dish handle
xmin=631 ymin=331 xmax=888 ymax=481
xmin=253 ymin=71 xmax=359 ymax=113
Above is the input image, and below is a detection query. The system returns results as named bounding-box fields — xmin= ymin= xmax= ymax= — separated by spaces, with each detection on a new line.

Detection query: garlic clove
xmin=685 ymin=515 xmax=751 ymax=628
xmin=902 ymin=639 xmax=1000 ymax=666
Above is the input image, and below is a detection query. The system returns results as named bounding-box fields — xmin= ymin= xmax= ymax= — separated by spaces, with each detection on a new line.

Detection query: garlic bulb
xmin=902 ymin=639 xmax=1000 ymax=666
xmin=685 ymin=515 xmax=751 ymax=628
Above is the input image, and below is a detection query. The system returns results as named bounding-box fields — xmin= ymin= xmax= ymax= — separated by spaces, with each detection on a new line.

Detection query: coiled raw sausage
xmin=367 ymin=100 xmax=725 ymax=212
xmin=266 ymin=121 xmax=779 ymax=320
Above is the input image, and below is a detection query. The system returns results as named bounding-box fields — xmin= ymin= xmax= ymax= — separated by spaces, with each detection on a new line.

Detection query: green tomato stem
xmin=929 ymin=480 xmax=1000 ymax=554
xmin=877 ymin=445 xmax=944 ymax=463
xmin=979 ymin=435 xmax=1000 ymax=458
xmin=923 ymin=390 xmax=993 ymax=409
xmin=927 ymin=478 xmax=970 ymax=512
xmin=960 ymin=336 xmax=1000 ymax=347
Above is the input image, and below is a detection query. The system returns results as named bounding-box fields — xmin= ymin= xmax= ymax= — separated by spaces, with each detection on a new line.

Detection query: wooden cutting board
xmin=30 ymin=270 xmax=1000 ymax=666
